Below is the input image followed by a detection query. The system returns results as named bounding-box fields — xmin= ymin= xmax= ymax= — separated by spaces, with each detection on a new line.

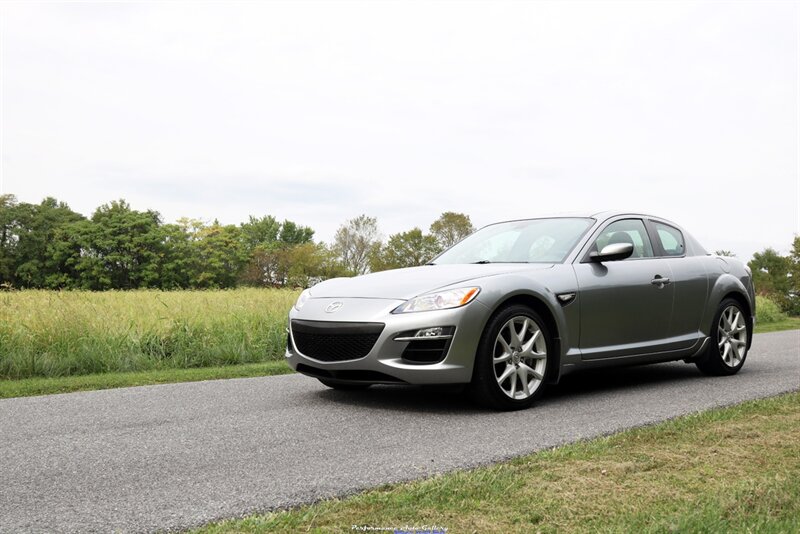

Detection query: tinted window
xmin=653 ymin=222 xmax=685 ymax=256
xmin=433 ymin=218 xmax=593 ymax=264
xmin=592 ymin=219 xmax=654 ymax=259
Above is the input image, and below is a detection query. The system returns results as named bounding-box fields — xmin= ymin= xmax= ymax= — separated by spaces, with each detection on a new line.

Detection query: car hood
xmin=308 ymin=263 xmax=554 ymax=300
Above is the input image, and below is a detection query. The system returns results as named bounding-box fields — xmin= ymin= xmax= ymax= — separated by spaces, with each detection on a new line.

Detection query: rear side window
xmin=653 ymin=222 xmax=685 ymax=256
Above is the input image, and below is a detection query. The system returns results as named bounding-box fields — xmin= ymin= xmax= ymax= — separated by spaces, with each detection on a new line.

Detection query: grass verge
xmin=0 ymin=361 xmax=293 ymax=399
xmin=755 ymin=316 xmax=800 ymax=334
xmin=196 ymin=392 xmax=800 ymax=533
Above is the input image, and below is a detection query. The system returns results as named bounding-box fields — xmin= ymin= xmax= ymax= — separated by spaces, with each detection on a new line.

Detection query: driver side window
xmin=593 ymin=219 xmax=654 ymax=259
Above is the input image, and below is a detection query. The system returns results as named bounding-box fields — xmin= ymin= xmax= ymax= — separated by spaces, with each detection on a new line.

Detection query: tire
xmin=469 ymin=304 xmax=551 ymax=411
xmin=317 ymin=378 xmax=371 ymax=390
xmin=695 ymin=298 xmax=750 ymax=376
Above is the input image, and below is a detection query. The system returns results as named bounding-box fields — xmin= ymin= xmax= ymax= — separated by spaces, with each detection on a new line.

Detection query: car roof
xmin=515 ymin=210 xmax=675 ymax=224
xmin=588 ymin=210 xmax=669 ymax=222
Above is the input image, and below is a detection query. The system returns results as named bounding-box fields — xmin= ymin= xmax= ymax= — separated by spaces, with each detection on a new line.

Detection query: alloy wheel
xmin=717 ymin=305 xmax=747 ymax=367
xmin=493 ymin=315 xmax=547 ymax=400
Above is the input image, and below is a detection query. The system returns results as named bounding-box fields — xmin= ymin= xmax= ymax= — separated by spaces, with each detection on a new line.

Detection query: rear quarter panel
xmin=703 ymin=256 xmax=755 ymax=339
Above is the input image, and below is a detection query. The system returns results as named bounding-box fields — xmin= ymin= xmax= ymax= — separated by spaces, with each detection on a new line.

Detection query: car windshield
xmin=431 ymin=217 xmax=594 ymax=264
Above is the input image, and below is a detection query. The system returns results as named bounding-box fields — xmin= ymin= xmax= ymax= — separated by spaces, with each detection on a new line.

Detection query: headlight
xmin=294 ymin=289 xmax=312 ymax=310
xmin=393 ymin=287 xmax=480 ymax=314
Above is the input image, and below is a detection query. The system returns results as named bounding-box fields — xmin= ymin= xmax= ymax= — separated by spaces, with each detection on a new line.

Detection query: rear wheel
xmin=695 ymin=298 xmax=749 ymax=376
xmin=469 ymin=305 xmax=551 ymax=410
xmin=317 ymin=378 xmax=370 ymax=390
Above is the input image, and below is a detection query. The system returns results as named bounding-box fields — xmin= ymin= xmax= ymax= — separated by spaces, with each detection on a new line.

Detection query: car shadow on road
xmin=310 ymin=361 xmax=711 ymax=414
xmin=313 ymin=384 xmax=483 ymax=415
xmin=545 ymin=361 xmax=704 ymax=400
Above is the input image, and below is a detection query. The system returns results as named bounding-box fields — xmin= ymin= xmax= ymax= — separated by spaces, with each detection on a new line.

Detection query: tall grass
xmin=756 ymin=295 xmax=786 ymax=324
xmin=0 ymin=289 xmax=300 ymax=379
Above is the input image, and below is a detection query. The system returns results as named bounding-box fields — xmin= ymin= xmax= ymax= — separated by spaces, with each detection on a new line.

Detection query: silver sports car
xmin=286 ymin=211 xmax=755 ymax=410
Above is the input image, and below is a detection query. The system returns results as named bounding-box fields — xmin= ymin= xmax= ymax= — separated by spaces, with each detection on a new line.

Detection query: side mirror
xmin=589 ymin=242 xmax=634 ymax=262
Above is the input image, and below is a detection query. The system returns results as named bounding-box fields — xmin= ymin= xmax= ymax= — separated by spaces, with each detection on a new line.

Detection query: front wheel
xmin=695 ymin=298 xmax=750 ymax=376
xmin=469 ymin=305 xmax=551 ymax=410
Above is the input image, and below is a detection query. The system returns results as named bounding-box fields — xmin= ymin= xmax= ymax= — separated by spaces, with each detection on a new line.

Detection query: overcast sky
xmin=1 ymin=1 xmax=797 ymax=261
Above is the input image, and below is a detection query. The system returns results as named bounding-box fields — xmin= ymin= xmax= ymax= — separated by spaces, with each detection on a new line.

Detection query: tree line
xmin=0 ymin=194 xmax=474 ymax=290
xmin=3 ymin=192 xmax=797 ymax=312
xmin=745 ymin=240 xmax=800 ymax=316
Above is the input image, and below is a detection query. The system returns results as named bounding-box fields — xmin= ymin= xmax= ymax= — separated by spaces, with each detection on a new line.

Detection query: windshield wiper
xmin=471 ymin=260 xmax=492 ymax=264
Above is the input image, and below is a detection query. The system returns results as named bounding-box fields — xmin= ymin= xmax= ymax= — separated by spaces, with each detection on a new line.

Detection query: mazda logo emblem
xmin=325 ymin=301 xmax=344 ymax=313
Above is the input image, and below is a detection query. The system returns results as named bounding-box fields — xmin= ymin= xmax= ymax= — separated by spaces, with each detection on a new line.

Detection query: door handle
xmin=651 ymin=276 xmax=670 ymax=287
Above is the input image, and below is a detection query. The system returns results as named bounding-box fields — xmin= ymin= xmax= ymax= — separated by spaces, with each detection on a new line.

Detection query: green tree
xmin=370 ymin=228 xmax=439 ymax=272
xmin=239 ymin=245 xmax=282 ymax=287
xmin=748 ymin=247 xmax=793 ymax=312
xmin=12 ymin=197 xmax=86 ymax=288
xmin=44 ymin=219 xmax=89 ymax=289
xmin=790 ymin=236 xmax=800 ymax=275
xmin=788 ymin=236 xmax=800 ymax=315
xmin=333 ymin=214 xmax=381 ymax=275
xmin=0 ymin=194 xmax=20 ymax=285
xmin=430 ymin=211 xmax=474 ymax=251
xmin=158 ymin=220 xmax=201 ymax=289
xmin=240 ymin=215 xmax=281 ymax=251
xmin=285 ymin=242 xmax=349 ymax=287
xmin=60 ymin=200 xmax=163 ymax=289
xmin=278 ymin=220 xmax=314 ymax=246
xmin=194 ymin=221 xmax=247 ymax=288
xmin=238 ymin=216 xmax=315 ymax=286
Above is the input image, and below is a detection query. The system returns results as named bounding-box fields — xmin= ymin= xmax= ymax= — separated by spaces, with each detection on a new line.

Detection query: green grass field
xmin=196 ymin=392 xmax=800 ymax=533
xmin=0 ymin=288 xmax=300 ymax=379
xmin=755 ymin=316 xmax=800 ymax=333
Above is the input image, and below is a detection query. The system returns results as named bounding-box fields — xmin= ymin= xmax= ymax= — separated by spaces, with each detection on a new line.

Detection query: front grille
xmin=291 ymin=320 xmax=384 ymax=362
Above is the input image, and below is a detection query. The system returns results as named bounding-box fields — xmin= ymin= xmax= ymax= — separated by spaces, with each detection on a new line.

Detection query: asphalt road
xmin=1 ymin=330 xmax=798 ymax=533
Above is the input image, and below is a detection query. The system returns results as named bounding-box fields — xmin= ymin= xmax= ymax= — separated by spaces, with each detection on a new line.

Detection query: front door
xmin=573 ymin=218 xmax=675 ymax=359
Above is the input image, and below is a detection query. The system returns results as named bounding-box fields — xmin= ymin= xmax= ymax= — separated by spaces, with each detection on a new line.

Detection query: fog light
xmin=393 ymin=326 xmax=455 ymax=342
xmin=416 ymin=327 xmax=444 ymax=338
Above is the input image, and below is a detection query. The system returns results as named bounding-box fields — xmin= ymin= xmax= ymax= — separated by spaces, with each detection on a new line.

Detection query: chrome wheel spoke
xmin=521 ymin=330 xmax=540 ymax=354
xmin=494 ymin=352 xmax=511 ymax=363
xmin=518 ymin=367 xmax=530 ymax=397
xmin=519 ymin=318 xmax=529 ymax=339
xmin=497 ymin=365 xmax=515 ymax=384
xmin=519 ymin=362 xmax=543 ymax=381
xmin=508 ymin=321 xmax=522 ymax=348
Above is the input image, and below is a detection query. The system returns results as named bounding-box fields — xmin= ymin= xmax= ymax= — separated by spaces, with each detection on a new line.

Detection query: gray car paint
xmin=286 ymin=211 xmax=755 ymax=385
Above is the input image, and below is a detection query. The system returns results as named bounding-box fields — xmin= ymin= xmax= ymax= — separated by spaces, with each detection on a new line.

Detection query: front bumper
xmin=286 ymin=297 xmax=488 ymax=384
